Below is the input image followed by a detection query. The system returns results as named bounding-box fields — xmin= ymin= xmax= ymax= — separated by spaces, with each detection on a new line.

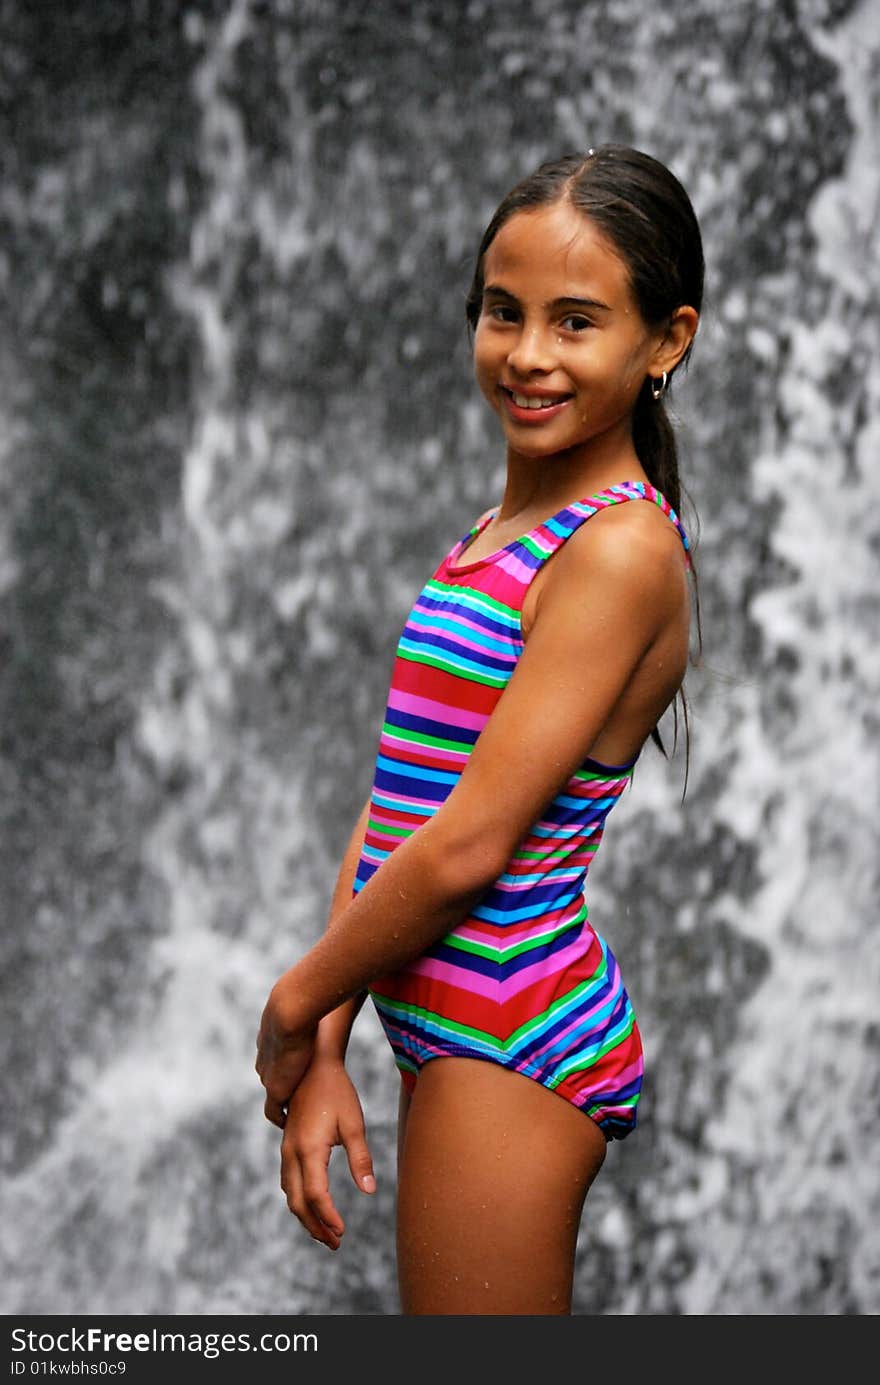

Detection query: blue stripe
xmin=472 ymin=886 xmax=582 ymax=925
xmin=371 ymin=790 xmax=440 ymax=816
xmin=375 ymin=754 xmax=459 ymax=785
xmin=407 ymin=608 xmax=519 ymax=657
xmin=428 ymin=925 xmax=582 ymax=981
xmin=399 ymin=630 xmax=514 ymax=674
xmin=416 ymin=590 xmax=520 ymax=635
xmin=384 ymin=707 xmax=481 ymax=746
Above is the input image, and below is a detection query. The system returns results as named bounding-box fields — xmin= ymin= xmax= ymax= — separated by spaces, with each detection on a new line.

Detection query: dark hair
xmin=465 ymin=144 xmax=705 ymax=782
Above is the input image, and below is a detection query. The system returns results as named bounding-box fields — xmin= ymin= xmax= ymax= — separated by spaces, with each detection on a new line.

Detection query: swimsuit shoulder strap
xmin=516 ymin=480 xmax=691 ymax=572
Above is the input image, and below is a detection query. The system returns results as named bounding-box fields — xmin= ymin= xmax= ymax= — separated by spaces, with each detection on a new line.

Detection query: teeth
xmin=511 ymin=391 xmax=561 ymax=409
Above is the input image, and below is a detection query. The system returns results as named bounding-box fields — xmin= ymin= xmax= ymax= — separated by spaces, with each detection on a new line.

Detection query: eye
xmin=560 ymin=313 xmax=593 ymax=332
xmin=485 ymin=303 xmax=519 ymax=324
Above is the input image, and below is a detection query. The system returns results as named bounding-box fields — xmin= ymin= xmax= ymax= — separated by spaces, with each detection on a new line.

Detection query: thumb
xmin=343 ymin=1131 xmax=377 ymax=1195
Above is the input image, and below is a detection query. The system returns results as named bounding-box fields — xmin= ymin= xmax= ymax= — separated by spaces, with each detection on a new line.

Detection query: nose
xmin=506 ymin=322 xmax=557 ymax=376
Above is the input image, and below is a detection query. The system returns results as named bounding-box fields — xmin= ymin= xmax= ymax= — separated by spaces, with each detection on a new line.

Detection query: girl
xmin=256 ymin=144 xmax=704 ymax=1315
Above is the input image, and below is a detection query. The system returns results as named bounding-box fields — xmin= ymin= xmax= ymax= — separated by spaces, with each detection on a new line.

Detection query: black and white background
xmin=1 ymin=0 xmax=877 ymax=1317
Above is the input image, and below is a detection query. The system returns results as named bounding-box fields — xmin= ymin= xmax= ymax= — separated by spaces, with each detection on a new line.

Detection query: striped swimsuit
xmin=353 ymin=481 xmax=690 ymax=1140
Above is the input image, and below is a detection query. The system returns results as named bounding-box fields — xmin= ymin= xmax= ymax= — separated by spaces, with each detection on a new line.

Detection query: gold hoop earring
xmin=650 ymin=371 xmax=668 ymax=402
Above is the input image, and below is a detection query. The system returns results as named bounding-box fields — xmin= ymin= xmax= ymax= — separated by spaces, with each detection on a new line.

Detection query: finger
xmin=259 ymin=1052 xmax=310 ymax=1120
xmin=299 ymin=1147 xmax=346 ymax=1245
xmin=283 ymin=1140 xmax=344 ymax=1251
xmin=340 ymin=1122 xmax=377 ymax=1194
xmin=281 ymin=1146 xmax=342 ymax=1252
xmin=264 ymin=1092 xmax=287 ymax=1129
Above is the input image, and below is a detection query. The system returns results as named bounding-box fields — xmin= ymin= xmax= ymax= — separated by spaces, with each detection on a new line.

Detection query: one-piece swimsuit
xmin=352 ymin=480 xmax=690 ymax=1140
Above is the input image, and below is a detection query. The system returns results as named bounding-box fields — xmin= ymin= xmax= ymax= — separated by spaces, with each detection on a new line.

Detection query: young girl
xmin=256 ymin=144 xmax=704 ymax=1315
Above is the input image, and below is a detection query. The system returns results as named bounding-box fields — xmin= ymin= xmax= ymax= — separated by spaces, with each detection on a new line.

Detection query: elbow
xmin=418 ymin=821 xmax=508 ymax=904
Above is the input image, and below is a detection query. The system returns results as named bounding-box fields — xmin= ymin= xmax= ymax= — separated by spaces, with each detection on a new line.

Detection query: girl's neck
xmin=494 ymin=440 xmax=650 ymax=527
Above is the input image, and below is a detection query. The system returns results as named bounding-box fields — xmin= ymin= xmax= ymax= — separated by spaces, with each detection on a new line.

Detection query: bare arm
xmin=268 ymin=795 xmax=379 ymax=1246
xmin=257 ymin=509 xmax=688 ymax=1110
xmin=255 ymin=795 xmax=372 ymax=1126
xmin=310 ymin=795 xmax=372 ymax=1064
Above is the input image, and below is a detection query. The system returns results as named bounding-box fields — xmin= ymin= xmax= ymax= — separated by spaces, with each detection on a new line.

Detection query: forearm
xmin=311 ymin=797 xmax=372 ymax=1062
xmin=271 ymin=823 xmax=495 ymax=1033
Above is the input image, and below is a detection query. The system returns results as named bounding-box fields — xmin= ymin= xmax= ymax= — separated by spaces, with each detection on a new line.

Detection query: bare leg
xmin=396 ymin=1057 xmax=607 ymax=1315
xmin=396 ymin=1074 xmax=412 ymax=1178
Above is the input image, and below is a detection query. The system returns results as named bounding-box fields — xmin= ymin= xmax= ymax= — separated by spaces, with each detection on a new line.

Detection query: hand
xmin=280 ymin=1056 xmax=376 ymax=1250
xmin=255 ymin=974 xmax=318 ymax=1127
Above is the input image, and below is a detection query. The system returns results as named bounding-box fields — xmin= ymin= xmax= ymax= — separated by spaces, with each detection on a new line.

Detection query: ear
xmin=648 ymin=305 xmax=699 ymax=378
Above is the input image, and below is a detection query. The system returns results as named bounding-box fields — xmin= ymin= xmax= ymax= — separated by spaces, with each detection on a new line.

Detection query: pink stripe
xmin=506 ymin=849 xmax=596 ymax=870
xmin=529 ymin=820 xmax=601 ymax=837
xmin=453 ymin=915 xmax=586 ymax=949
xmin=373 ymin=789 xmax=440 ymax=812
xmin=494 ymin=550 xmax=537 ymax=584
xmin=577 ymin=781 xmax=629 ymax=798
xmin=379 ymin=732 xmax=467 ymax=765
xmin=493 ymin=870 xmax=583 ymax=892
xmin=412 ymin=603 xmax=520 ymax=648
xmin=515 ymin=847 xmax=598 ymax=858
xmin=414 ymin=935 xmax=591 ymax=1003
xmin=410 ymin=955 xmax=500 ymax=1000
xmin=387 ymin=1029 xmax=502 ymax=1067
xmin=521 ymin=989 xmax=623 ymax=1064
xmin=369 ymin=806 xmax=416 ymax=828
xmin=566 ymin=1059 xmax=645 ymax=1103
xmin=386 ymin=687 xmax=489 ymax=733
xmin=498 ymin=936 xmax=595 ymax=1000
xmin=607 ymin=1057 xmax=644 ymax=1086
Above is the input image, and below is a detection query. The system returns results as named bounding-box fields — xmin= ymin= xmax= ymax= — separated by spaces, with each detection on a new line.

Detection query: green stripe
xmin=397 ymin=942 xmax=606 ymax=1059
xmin=372 ymin=949 xmax=620 ymax=1063
xmin=441 ymin=916 xmax=582 ymax=964
xmin=584 ymin=1092 xmax=638 ymax=1117
xmin=383 ymin=721 xmax=471 ymax=755
xmin=371 ymin=995 xmax=506 ymax=1051
xmin=518 ymin=533 xmax=553 ymax=561
xmin=367 ymin=818 xmax=411 ymax=838
xmin=573 ymin=765 xmax=634 ymax=783
xmin=552 ymin=1010 xmax=636 ymax=1084
xmin=505 ymin=958 xmax=610 ymax=1052
xmin=400 ymin=647 xmax=508 ymax=688
xmin=425 ymin=579 xmax=521 ymax=625
xmin=517 ymin=846 xmax=598 ymax=862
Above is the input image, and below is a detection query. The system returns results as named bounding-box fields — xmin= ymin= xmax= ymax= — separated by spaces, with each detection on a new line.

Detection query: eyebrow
xmin=482 ymin=284 xmax=612 ymax=313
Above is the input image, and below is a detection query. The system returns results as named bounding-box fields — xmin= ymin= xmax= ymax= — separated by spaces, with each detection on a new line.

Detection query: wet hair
xmin=465 ymin=144 xmax=705 ymax=782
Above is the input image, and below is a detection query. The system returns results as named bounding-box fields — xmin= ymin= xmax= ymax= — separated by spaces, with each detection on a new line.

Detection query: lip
xmin=500 ymin=386 xmax=573 ymax=424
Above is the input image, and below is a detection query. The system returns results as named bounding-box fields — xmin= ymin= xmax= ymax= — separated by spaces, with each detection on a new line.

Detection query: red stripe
xmin=392 ymin=656 xmax=501 ymax=717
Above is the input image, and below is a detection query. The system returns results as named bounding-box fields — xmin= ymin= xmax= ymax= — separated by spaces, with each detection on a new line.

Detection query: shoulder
xmin=531 ymin=499 xmax=689 ymax=629
xmin=550 ymin=497 xmax=686 ymax=585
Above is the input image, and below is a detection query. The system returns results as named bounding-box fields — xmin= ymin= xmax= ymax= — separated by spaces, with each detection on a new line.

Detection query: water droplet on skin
xmin=484 ymin=1281 xmax=490 ymax=1289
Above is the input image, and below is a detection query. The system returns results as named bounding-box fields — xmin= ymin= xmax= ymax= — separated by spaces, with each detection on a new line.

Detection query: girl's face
xmin=473 ymin=200 xmax=668 ymax=466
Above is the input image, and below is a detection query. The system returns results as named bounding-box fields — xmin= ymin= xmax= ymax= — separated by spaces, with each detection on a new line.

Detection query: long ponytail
xmin=632 ymin=384 xmax=702 ymax=792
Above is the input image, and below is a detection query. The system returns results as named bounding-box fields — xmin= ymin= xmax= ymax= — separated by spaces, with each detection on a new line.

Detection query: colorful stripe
xmin=356 ymin=481 xmax=689 ymax=1140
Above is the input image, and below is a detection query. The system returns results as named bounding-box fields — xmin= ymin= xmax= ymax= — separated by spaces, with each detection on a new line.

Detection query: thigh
xmin=396 ymin=1057 xmax=607 ymax=1315
xmin=396 ymin=1075 xmax=412 ymax=1177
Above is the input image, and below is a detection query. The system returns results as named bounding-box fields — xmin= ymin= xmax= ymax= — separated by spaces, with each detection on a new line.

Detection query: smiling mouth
xmin=502 ymin=387 xmax=572 ymax=411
